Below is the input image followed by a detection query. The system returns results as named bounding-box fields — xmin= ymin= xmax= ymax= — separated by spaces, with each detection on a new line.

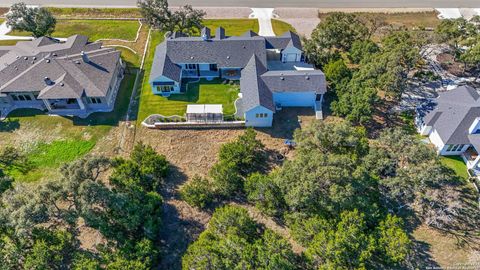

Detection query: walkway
xmin=0 ymin=22 xmax=33 ymax=41
xmin=249 ymin=8 xmax=275 ymax=37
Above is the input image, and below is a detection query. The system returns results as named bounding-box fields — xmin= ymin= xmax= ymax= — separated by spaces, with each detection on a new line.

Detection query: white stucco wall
xmin=273 ymin=92 xmax=316 ymax=107
xmin=244 ymin=105 xmax=273 ymax=127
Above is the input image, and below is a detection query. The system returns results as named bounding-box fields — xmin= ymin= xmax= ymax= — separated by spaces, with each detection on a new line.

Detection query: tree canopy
xmin=6 ymin=2 xmax=56 ymax=38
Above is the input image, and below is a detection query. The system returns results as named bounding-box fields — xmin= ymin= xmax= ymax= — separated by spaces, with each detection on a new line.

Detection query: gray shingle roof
xmin=0 ymin=35 xmax=121 ymax=99
xmin=265 ymin=31 xmax=302 ymax=50
xmin=423 ymin=85 xmax=480 ymax=145
xmin=149 ymin=42 xmax=182 ymax=82
xmin=240 ymin=55 xmax=274 ymax=111
xmin=261 ymin=70 xmax=326 ymax=94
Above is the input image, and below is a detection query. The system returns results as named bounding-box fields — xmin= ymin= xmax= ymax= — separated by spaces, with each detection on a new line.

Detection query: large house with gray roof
xmin=149 ymin=27 xmax=326 ymax=127
xmin=0 ymin=35 xmax=125 ymax=119
xmin=417 ymin=85 xmax=480 ymax=172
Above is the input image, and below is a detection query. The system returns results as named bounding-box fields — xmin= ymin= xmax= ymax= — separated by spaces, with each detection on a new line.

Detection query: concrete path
xmin=0 ymin=22 xmax=33 ymax=41
xmin=249 ymin=8 xmax=275 ymax=36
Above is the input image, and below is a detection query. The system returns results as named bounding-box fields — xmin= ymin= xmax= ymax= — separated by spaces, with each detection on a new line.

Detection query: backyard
xmin=440 ymin=155 xmax=470 ymax=181
xmin=136 ymin=19 xmax=293 ymax=122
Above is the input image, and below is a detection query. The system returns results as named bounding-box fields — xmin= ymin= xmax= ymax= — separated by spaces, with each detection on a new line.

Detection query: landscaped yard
xmin=440 ymin=155 xmax=469 ymax=181
xmin=272 ymin=19 xmax=296 ymax=35
xmin=9 ymin=19 xmax=141 ymax=41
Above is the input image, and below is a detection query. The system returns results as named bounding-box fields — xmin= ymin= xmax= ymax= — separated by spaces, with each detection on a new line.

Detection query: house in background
xmin=0 ymin=35 xmax=125 ymax=119
xmin=417 ymin=85 xmax=480 ymax=173
xmin=149 ymin=27 xmax=326 ymax=127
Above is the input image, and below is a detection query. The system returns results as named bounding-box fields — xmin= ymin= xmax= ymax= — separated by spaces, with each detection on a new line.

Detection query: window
xmin=255 ymin=113 xmax=268 ymax=118
xmin=11 ymin=94 xmax=32 ymax=101
xmin=88 ymin=97 xmax=102 ymax=104
xmin=447 ymin=144 xmax=465 ymax=152
xmin=156 ymin=85 xmax=173 ymax=92
xmin=186 ymin=64 xmax=197 ymax=70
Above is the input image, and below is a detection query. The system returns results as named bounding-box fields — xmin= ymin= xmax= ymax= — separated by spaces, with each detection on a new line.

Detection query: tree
xmin=305 ymin=210 xmax=376 ymax=269
xmin=245 ymin=173 xmax=286 ymax=217
xmin=137 ymin=0 xmax=173 ymax=31
xmin=182 ymin=206 xmax=299 ymax=270
xmin=323 ymin=59 xmax=351 ymax=91
xmin=138 ymin=0 xmax=205 ymax=34
xmin=6 ymin=2 xmax=56 ymax=38
xmin=375 ymin=214 xmax=411 ymax=265
xmin=349 ymin=40 xmax=379 ymax=64
xmin=180 ymin=176 xmax=215 ymax=209
xmin=210 ymin=129 xmax=266 ymax=197
xmin=172 ymin=4 xmax=206 ymax=35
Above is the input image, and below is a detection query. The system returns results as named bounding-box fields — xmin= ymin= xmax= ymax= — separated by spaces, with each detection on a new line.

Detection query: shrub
xmin=180 ymin=176 xmax=215 ymax=209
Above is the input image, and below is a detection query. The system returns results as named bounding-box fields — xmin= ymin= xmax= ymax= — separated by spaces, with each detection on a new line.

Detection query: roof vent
xmin=75 ymin=60 xmax=81 ymax=64
xmin=190 ymin=56 xmax=194 ymax=59
xmin=33 ymin=56 xmax=36 ymax=60
xmin=44 ymin=77 xmax=53 ymax=86
xmin=60 ymin=82 xmax=64 ymax=87
xmin=305 ymin=76 xmax=310 ymax=80
xmin=226 ymin=56 xmax=230 ymax=59
xmin=280 ymin=77 xmax=284 ymax=80
xmin=46 ymin=59 xmax=51 ymax=63
xmin=23 ymin=57 xmax=28 ymax=60
xmin=53 ymin=53 xmax=57 ymax=57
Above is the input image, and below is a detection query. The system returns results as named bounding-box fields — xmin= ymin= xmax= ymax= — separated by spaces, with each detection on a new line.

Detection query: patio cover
xmin=187 ymin=104 xmax=223 ymax=114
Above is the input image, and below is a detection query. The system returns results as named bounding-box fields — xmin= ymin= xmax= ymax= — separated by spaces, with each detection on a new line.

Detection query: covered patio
xmin=186 ymin=104 xmax=224 ymax=123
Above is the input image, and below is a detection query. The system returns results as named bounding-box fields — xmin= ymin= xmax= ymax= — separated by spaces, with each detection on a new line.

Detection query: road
xmin=0 ymin=0 xmax=478 ymax=8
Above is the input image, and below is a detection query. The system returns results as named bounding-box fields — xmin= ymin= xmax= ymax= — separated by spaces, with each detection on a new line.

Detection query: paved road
xmin=0 ymin=0 xmax=478 ymax=8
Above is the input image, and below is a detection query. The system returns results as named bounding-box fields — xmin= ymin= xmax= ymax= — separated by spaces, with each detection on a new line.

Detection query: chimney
xmin=81 ymin=51 xmax=90 ymax=63
xmin=201 ymin=27 xmax=211 ymax=40
xmin=215 ymin=27 xmax=225 ymax=39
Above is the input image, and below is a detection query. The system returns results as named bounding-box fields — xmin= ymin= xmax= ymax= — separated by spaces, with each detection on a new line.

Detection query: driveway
xmin=249 ymin=8 xmax=275 ymax=36
xmin=0 ymin=22 xmax=33 ymax=41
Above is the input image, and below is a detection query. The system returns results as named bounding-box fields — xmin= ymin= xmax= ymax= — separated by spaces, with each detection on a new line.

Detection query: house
xmin=0 ymin=35 xmax=125 ymax=119
xmin=149 ymin=27 xmax=327 ymax=127
xmin=417 ymin=85 xmax=480 ymax=172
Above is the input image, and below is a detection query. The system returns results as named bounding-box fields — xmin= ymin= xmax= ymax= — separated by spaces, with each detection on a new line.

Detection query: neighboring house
xmin=417 ymin=85 xmax=480 ymax=172
xmin=149 ymin=27 xmax=326 ymax=127
xmin=0 ymin=35 xmax=125 ymax=119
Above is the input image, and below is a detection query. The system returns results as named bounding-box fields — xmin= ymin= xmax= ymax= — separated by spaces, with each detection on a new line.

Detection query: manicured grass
xmin=115 ymin=47 xmax=140 ymax=67
xmin=48 ymin=7 xmax=141 ymax=18
xmin=147 ymin=79 xmax=239 ymax=117
xmin=138 ymin=19 xmax=261 ymax=122
xmin=9 ymin=19 xmax=140 ymax=41
xmin=0 ymin=40 xmax=20 ymax=46
xmin=202 ymin=19 xmax=259 ymax=36
xmin=272 ymin=19 xmax=296 ymax=36
xmin=440 ymin=155 xmax=469 ymax=180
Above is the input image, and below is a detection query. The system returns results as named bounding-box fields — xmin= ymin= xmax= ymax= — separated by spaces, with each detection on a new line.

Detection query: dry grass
xmin=318 ymin=11 xmax=441 ymax=30
xmin=413 ymin=225 xmax=479 ymax=268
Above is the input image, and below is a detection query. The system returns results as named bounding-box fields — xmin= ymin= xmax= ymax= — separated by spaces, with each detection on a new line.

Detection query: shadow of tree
xmin=407 ymin=239 xmax=440 ymax=269
xmin=159 ymin=164 xmax=206 ymax=270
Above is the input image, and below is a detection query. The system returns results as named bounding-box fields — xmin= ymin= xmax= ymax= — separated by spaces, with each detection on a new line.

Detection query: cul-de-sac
xmin=0 ymin=1 xmax=479 ymax=269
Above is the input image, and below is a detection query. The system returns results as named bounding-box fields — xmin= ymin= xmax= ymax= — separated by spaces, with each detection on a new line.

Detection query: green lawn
xmin=440 ymin=156 xmax=469 ymax=180
xmin=272 ymin=19 xmax=296 ymax=36
xmin=0 ymin=40 xmax=20 ymax=46
xmin=145 ymin=79 xmax=239 ymax=117
xmin=202 ymin=19 xmax=259 ymax=36
xmin=138 ymin=19 xmax=266 ymax=122
xmin=9 ymin=19 xmax=140 ymax=41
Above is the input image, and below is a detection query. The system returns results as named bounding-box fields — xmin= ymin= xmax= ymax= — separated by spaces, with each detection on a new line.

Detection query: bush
xmin=245 ymin=173 xmax=286 ymax=217
xmin=180 ymin=176 xmax=215 ymax=208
